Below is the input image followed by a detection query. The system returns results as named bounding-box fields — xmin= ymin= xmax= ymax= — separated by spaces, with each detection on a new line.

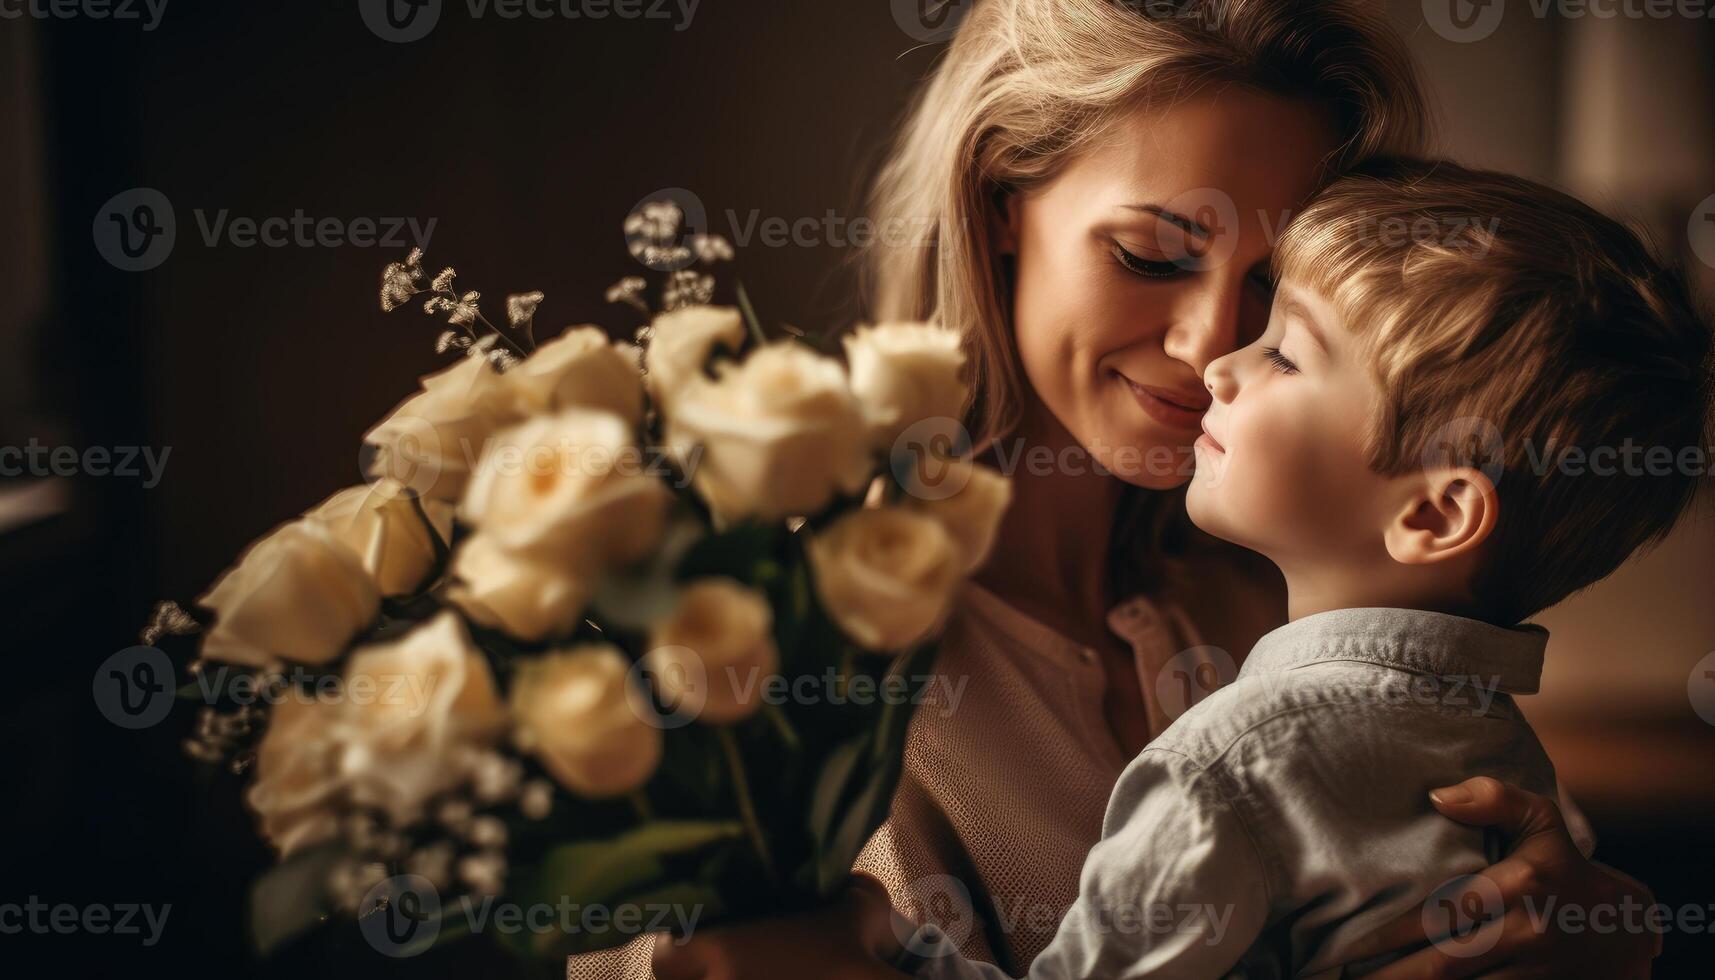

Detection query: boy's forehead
xmin=1272 ymin=281 xmax=1343 ymax=345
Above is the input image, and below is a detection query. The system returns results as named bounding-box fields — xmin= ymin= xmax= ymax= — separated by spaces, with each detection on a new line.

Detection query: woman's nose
xmin=1162 ymin=279 xmax=1243 ymax=377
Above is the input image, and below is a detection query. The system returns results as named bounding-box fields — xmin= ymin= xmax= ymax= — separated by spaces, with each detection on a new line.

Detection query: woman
xmin=613 ymin=1 xmax=1659 ymax=976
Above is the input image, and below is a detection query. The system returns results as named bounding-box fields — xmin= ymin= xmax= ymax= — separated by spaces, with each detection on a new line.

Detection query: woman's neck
xmin=974 ymin=405 xmax=1124 ymax=644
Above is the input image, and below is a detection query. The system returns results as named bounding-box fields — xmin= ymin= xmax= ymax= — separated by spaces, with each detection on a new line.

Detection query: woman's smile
xmin=1112 ymin=369 xmax=1211 ymax=431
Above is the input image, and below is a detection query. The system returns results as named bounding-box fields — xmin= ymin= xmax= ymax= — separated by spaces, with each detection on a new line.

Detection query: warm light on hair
xmin=1277 ymin=158 xmax=1715 ymax=623
xmin=864 ymin=0 xmax=1429 ymax=447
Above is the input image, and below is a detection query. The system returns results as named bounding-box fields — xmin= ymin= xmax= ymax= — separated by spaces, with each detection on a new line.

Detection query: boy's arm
xmin=899 ymin=748 xmax=1273 ymax=980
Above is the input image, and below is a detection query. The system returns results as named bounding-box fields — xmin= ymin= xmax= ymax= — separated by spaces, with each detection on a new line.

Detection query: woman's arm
xmin=1352 ymin=777 xmax=1658 ymax=980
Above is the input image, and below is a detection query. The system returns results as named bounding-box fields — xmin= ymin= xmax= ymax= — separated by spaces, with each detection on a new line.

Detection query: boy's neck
xmin=1278 ymin=561 xmax=1488 ymax=624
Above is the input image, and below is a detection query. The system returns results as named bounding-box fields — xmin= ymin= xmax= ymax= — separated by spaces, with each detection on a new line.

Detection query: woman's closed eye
xmin=1261 ymin=346 xmax=1300 ymax=375
xmin=1111 ymin=240 xmax=1196 ymax=278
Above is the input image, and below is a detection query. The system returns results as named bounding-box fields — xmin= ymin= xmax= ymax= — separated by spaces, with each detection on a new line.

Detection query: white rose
xmin=901 ymin=459 xmax=1013 ymax=573
xmin=460 ymin=409 xmax=671 ymax=567
xmin=506 ymin=326 xmax=644 ymax=425
xmin=646 ymin=578 xmax=777 ymax=724
xmin=666 ymin=341 xmax=875 ymax=523
xmin=364 ymin=354 xmax=524 ymax=502
xmin=644 ymin=305 xmax=746 ymax=409
xmin=335 ymin=612 xmax=508 ymax=827
xmin=446 ymin=533 xmax=591 ymax=643
xmin=844 ymin=323 xmax=969 ymax=450
xmin=199 ymin=519 xmax=381 ymax=668
xmin=246 ymin=694 xmax=344 ymax=856
xmin=511 ymin=645 xmax=662 ymax=798
xmin=807 ymin=507 xmax=961 ymax=651
xmin=307 ymin=479 xmax=453 ymax=596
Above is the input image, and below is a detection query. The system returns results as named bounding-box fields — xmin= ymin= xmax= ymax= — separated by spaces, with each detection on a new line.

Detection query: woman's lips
xmin=1116 ymin=373 xmax=1211 ymax=431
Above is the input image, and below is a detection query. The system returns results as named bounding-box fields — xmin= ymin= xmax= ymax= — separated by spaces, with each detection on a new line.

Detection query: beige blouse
xmin=568 ymin=538 xmax=1287 ymax=978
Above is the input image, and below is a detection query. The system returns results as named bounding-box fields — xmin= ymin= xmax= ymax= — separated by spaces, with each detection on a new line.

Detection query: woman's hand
xmin=651 ymin=873 xmax=908 ymax=980
xmin=1353 ymin=776 xmax=1658 ymax=979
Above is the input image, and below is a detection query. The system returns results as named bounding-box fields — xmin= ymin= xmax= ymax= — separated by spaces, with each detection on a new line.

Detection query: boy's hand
xmin=1352 ymin=776 xmax=1657 ymax=979
xmin=651 ymin=873 xmax=910 ymax=980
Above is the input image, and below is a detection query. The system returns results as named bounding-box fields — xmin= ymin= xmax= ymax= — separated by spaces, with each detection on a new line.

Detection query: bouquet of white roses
xmin=157 ymin=204 xmax=1010 ymax=969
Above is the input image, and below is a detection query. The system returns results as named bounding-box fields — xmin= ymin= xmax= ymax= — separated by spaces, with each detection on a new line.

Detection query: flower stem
xmin=761 ymin=703 xmax=801 ymax=752
xmin=628 ymin=791 xmax=655 ymax=823
xmin=716 ymin=727 xmax=778 ymax=888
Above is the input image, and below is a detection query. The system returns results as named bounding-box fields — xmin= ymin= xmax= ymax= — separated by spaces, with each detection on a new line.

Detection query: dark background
xmin=3 ymin=1 xmax=1713 ymax=977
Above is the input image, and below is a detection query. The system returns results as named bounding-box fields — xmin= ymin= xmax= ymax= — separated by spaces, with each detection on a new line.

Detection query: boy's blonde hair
xmin=1277 ymin=158 xmax=1714 ymax=623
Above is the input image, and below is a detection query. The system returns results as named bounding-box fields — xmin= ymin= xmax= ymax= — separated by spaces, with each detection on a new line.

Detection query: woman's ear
xmin=989 ymin=186 xmax=1021 ymax=256
xmin=1383 ymin=467 xmax=1498 ymax=566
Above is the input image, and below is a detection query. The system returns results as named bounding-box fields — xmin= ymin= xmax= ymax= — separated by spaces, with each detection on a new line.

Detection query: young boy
xmin=886 ymin=159 xmax=1714 ymax=977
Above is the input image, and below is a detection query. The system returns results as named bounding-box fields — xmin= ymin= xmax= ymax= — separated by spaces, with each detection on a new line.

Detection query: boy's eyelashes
xmin=1260 ymin=346 xmax=1300 ymax=375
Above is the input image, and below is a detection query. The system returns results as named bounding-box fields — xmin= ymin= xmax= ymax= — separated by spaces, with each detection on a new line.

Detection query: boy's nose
xmin=1204 ymin=354 xmax=1239 ymax=403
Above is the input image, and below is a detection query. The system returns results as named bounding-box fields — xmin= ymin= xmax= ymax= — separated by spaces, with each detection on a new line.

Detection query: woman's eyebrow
xmin=1121 ymin=203 xmax=1211 ymax=240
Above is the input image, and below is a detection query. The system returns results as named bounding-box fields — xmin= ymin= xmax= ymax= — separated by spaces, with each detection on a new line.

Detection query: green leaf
xmin=504 ymin=821 xmax=747 ymax=959
xmin=249 ymin=841 xmax=344 ymax=955
xmin=589 ymin=511 xmax=706 ymax=631
xmin=677 ymin=522 xmax=783 ymax=580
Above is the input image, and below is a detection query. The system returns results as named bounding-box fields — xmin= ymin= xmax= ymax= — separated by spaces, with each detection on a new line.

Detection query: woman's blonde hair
xmin=866 ymin=0 xmax=1430 ymax=447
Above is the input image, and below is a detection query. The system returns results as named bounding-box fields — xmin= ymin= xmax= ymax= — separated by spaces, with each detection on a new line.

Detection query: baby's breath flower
xmin=605 ymin=276 xmax=650 ymax=315
xmin=690 ymin=234 xmax=735 ymax=264
xmin=506 ymin=291 xmax=545 ymax=328
xmin=431 ymin=267 xmax=458 ymax=294
xmin=663 ymin=270 xmax=716 ymax=311
xmin=380 ymin=258 xmax=423 ymax=312
xmin=447 ymin=291 xmax=481 ymax=328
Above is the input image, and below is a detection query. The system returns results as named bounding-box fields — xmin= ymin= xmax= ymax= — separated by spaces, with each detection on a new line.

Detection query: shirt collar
xmin=1240 ymin=607 xmax=1547 ymax=695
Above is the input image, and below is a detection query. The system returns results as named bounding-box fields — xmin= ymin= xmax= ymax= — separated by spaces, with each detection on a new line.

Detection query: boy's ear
xmin=990 ymin=187 xmax=1021 ymax=256
xmin=1384 ymin=467 xmax=1498 ymax=566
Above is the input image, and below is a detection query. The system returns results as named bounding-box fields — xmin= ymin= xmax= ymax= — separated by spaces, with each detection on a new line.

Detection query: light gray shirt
xmin=904 ymin=607 xmax=1566 ymax=979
